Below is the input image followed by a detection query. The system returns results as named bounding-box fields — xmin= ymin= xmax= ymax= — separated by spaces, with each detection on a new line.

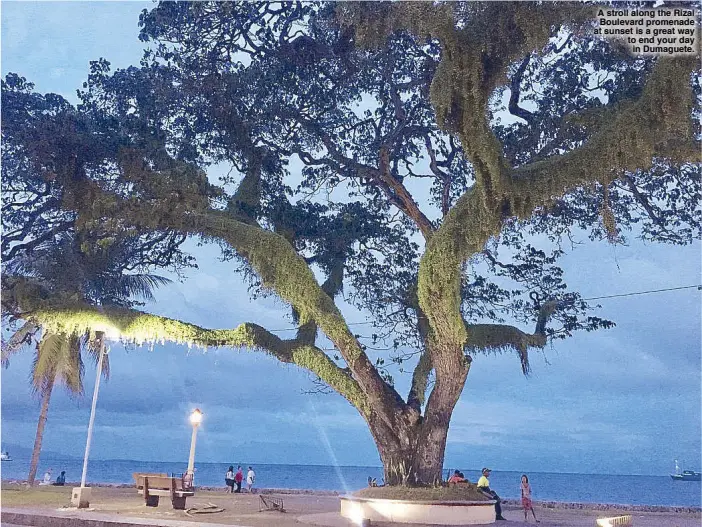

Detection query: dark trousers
xmin=235 ymin=481 xmax=242 ymax=493
xmin=480 ymin=488 xmax=502 ymax=519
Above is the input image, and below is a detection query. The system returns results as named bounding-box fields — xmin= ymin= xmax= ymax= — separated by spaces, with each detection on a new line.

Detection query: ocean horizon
xmin=2 ymin=454 xmax=700 ymax=508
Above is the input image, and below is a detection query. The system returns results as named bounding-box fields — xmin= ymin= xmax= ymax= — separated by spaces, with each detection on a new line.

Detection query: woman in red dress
xmin=521 ymin=474 xmax=539 ymax=522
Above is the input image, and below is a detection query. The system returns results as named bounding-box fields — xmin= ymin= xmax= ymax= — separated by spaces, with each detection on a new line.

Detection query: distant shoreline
xmin=3 ymin=479 xmax=700 ymax=514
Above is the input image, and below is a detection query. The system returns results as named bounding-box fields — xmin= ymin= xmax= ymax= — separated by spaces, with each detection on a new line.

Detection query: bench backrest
xmin=142 ymin=476 xmax=176 ymax=491
xmin=133 ymin=473 xmax=169 ymax=489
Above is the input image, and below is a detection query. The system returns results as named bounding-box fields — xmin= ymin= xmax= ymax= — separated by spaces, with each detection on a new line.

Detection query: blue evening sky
xmin=1 ymin=2 xmax=700 ymax=477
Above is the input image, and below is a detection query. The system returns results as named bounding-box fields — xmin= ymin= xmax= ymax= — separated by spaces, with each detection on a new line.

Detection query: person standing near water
xmin=246 ymin=466 xmax=255 ymax=493
xmin=225 ymin=466 xmax=235 ymax=493
xmin=235 ymin=466 xmax=244 ymax=493
xmin=521 ymin=474 xmax=539 ymax=522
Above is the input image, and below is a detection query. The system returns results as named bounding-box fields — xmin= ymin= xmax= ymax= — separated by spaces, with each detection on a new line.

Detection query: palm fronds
xmin=1 ymin=321 xmax=40 ymax=368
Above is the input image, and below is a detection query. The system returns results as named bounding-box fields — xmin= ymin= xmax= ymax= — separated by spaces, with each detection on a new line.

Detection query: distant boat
xmin=1 ymin=451 xmax=12 ymax=461
xmin=671 ymin=460 xmax=700 ymax=481
xmin=671 ymin=471 xmax=701 ymax=481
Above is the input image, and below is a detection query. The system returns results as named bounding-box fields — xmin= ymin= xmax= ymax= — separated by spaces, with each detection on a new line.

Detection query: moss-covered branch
xmin=407 ymin=350 xmax=432 ymax=411
xmin=466 ymin=323 xmax=546 ymax=375
xmin=406 ymin=295 xmax=433 ymax=411
xmin=67 ymin=178 xmax=412 ymax=429
xmin=509 ymin=57 xmax=700 ymax=217
xmin=418 ymin=189 xmax=496 ymax=354
xmin=3 ymin=276 xmax=369 ymax=412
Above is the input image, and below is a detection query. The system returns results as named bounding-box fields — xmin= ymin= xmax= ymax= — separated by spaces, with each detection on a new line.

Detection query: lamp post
xmin=72 ymin=336 xmax=108 ymax=508
xmin=186 ymin=408 xmax=202 ymax=485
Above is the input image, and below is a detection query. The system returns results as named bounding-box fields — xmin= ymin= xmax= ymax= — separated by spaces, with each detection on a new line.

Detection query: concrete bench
xmin=596 ymin=515 xmax=633 ymax=527
xmin=133 ymin=473 xmax=194 ymax=510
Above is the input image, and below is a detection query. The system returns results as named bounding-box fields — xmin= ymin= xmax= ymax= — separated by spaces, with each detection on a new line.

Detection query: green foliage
xmin=32 ymin=332 xmax=83 ymax=395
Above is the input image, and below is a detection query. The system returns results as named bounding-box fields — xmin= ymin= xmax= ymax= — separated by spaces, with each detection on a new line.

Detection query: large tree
xmin=2 ymin=2 xmax=699 ymax=485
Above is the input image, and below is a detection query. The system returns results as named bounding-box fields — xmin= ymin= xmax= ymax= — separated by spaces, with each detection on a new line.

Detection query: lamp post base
xmin=71 ymin=486 xmax=91 ymax=508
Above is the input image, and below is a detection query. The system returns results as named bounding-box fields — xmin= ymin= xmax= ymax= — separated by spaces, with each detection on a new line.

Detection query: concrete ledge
xmin=1 ymin=507 xmax=250 ymax=527
xmin=339 ymin=495 xmax=496 ymax=525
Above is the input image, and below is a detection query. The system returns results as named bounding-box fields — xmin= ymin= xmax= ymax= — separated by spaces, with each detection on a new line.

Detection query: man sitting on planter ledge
xmin=477 ymin=468 xmax=506 ymax=521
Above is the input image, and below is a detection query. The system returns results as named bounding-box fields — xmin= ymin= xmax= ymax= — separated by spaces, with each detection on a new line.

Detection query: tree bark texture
xmin=27 ymin=375 xmax=55 ymax=486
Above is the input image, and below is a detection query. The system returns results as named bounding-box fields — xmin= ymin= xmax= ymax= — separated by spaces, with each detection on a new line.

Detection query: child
xmin=520 ymin=474 xmax=539 ymax=522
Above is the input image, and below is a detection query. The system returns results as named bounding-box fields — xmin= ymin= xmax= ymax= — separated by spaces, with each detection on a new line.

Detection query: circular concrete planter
xmin=340 ymin=495 xmax=496 ymax=525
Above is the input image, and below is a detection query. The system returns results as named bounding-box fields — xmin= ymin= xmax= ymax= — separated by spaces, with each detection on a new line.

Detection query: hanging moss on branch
xmin=4 ymin=276 xmax=369 ymax=412
xmin=511 ymin=58 xmax=699 ymax=218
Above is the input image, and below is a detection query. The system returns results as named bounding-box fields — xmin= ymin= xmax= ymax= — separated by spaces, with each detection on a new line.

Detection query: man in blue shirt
xmin=53 ymin=471 xmax=66 ymax=486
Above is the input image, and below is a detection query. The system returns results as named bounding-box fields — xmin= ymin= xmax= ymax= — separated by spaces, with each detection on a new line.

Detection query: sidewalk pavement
xmin=1 ymin=507 xmax=252 ymax=527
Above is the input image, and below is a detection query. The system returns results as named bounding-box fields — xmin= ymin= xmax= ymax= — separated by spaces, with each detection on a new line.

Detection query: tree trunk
xmin=370 ymin=350 xmax=470 ymax=487
xmin=369 ymin=407 xmax=452 ymax=486
xmin=374 ymin=421 xmax=451 ymax=486
xmin=27 ymin=375 xmax=55 ymax=486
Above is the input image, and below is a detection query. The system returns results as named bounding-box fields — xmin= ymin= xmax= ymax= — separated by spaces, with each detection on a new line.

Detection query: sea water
xmin=2 ymin=456 xmax=700 ymax=508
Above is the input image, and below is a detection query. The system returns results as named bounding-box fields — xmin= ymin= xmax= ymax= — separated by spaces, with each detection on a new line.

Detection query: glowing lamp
xmin=189 ymin=408 xmax=203 ymax=426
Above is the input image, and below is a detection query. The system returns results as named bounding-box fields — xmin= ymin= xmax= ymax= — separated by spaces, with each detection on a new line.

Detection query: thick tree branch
xmin=508 ymin=55 xmax=535 ymax=124
xmin=407 ymin=350 xmax=431 ymax=412
xmin=509 ymin=58 xmax=699 ymax=219
xmin=63 ymin=175 xmax=415 ymax=429
xmin=378 ymin=145 xmax=435 ymax=239
xmin=407 ymin=295 xmax=432 ymax=411
xmin=2 ymin=276 xmax=368 ymax=411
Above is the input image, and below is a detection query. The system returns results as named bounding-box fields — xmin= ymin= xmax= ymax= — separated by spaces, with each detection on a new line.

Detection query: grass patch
xmin=354 ymin=484 xmax=490 ymax=502
xmin=1 ymin=484 xmax=73 ymax=507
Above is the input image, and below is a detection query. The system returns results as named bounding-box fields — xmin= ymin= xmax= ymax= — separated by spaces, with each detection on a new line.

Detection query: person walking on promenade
xmin=225 ymin=466 xmax=235 ymax=493
xmin=477 ymin=467 xmax=506 ymax=521
xmin=521 ymin=474 xmax=539 ymax=522
xmin=235 ymin=466 xmax=244 ymax=493
xmin=246 ymin=466 xmax=256 ymax=493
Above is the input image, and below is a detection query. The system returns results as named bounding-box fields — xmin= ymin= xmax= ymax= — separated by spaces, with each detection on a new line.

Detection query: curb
xmin=1 ymin=508 xmax=251 ymax=527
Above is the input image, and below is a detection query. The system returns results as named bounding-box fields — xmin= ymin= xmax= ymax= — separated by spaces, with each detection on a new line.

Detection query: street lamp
xmin=186 ymin=408 xmax=202 ymax=485
xmin=72 ymin=335 xmax=109 ymax=508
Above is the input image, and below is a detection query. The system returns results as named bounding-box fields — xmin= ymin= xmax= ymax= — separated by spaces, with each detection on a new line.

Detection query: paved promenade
xmin=1 ymin=485 xmax=700 ymax=527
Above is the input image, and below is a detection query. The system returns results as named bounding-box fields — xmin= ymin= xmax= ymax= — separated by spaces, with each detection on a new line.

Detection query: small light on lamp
xmin=189 ymin=408 xmax=203 ymax=427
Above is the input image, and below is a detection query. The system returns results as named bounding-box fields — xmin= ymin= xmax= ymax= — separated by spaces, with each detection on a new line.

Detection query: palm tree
xmin=3 ymin=233 xmax=170 ymax=485
xmin=2 ymin=325 xmax=109 ymax=485
xmin=31 ymin=332 xmax=108 ymax=485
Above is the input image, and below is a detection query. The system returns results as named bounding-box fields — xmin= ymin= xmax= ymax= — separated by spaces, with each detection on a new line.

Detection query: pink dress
xmin=521 ymin=482 xmax=532 ymax=509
